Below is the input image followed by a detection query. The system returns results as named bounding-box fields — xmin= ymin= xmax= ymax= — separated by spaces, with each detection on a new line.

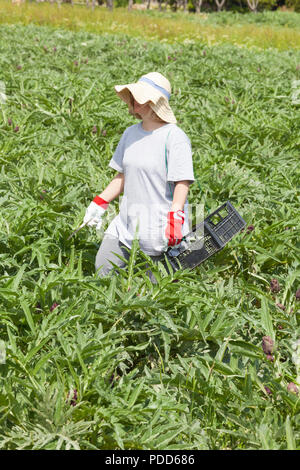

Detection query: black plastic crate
xmin=160 ymin=201 xmax=246 ymax=272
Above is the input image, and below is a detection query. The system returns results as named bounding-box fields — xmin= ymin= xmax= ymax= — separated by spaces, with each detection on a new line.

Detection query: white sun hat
xmin=114 ymin=72 xmax=177 ymax=124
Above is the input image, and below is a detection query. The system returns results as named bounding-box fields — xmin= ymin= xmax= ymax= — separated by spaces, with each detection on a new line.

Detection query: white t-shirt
xmin=105 ymin=122 xmax=195 ymax=255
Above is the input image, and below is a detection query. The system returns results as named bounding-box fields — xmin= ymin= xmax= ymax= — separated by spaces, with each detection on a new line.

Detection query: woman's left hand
xmin=164 ymin=210 xmax=185 ymax=247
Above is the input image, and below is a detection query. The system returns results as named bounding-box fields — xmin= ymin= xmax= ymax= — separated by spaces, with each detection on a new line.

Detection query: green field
xmin=1 ymin=0 xmax=300 ymax=49
xmin=0 ymin=15 xmax=300 ymax=449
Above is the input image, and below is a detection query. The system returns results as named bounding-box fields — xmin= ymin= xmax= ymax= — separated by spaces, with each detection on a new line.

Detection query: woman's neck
xmin=141 ymin=118 xmax=168 ymax=132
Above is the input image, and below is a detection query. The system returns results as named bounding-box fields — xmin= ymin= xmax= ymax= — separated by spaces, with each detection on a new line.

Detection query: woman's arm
xmin=98 ymin=172 xmax=124 ymax=203
xmin=170 ymin=180 xmax=190 ymax=212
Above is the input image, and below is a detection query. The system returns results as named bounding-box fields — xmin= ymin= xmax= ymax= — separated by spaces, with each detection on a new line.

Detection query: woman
xmin=83 ymin=72 xmax=194 ymax=281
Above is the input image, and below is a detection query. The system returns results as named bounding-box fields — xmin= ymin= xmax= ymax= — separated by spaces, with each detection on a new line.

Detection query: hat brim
xmin=114 ymin=82 xmax=177 ymax=124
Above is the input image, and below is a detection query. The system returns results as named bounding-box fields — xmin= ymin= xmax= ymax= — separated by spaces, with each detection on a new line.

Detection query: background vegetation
xmin=0 ymin=1 xmax=299 ymax=451
xmin=1 ymin=0 xmax=300 ymax=49
xmin=9 ymin=0 xmax=300 ymax=13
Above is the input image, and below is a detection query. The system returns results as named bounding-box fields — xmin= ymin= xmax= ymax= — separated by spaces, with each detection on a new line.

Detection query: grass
xmin=0 ymin=21 xmax=300 ymax=450
xmin=145 ymin=8 xmax=300 ymax=29
xmin=1 ymin=0 xmax=300 ymax=49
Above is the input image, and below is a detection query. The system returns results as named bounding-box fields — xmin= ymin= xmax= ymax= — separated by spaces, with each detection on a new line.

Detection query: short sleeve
xmin=167 ymin=132 xmax=194 ymax=184
xmin=108 ymin=130 xmax=127 ymax=173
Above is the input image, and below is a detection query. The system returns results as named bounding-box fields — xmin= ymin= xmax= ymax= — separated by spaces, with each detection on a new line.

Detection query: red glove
xmin=165 ymin=210 xmax=185 ymax=247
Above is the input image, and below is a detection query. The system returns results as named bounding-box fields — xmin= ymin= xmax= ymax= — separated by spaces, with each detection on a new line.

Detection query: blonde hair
xmin=127 ymin=92 xmax=166 ymax=123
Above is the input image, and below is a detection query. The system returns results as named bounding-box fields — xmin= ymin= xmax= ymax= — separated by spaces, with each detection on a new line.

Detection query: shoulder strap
xmin=165 ymin=128 xmax=210 ymax=213
xmin=165 ymin=129 xmax=174 ymax=198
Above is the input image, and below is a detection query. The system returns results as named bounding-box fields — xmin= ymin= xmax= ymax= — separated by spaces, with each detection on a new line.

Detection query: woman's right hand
xmin=164 ymin=210 xmax=185 ymax=247
xmin=84 ymin=196 xmax=109 ymax=231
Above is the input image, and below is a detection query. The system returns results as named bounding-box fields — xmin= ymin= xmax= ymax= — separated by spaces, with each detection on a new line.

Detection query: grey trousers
xmin=95 ymin=234 xmax=161 ymax=283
